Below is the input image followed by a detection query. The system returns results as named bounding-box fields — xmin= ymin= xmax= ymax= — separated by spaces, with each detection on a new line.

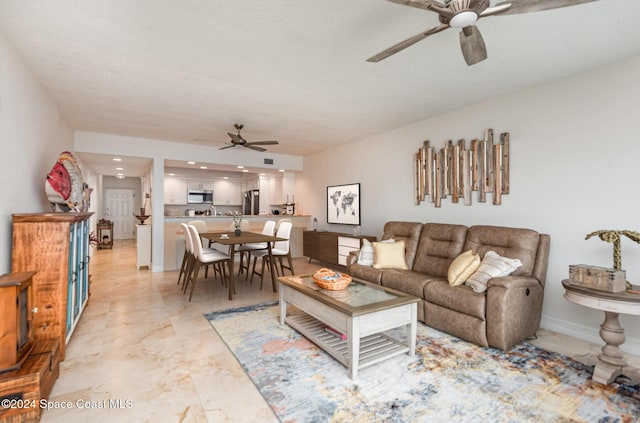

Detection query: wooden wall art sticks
xmin=414 ymin=129 xmax=510 ymax=207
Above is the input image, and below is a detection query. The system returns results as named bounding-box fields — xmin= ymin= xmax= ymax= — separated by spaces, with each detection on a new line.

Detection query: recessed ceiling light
xmin=115 ymin=167 xmax=123 ymax=171
xmin=187 ymin=161 xmax=196 ymax=165
xmin=237 ymin=165 xmax=244 ymax=169
xmin=168 ymin=173 xmax=175 ymax=176
xmin=113 ymin=158 xmax=122 ymax=162
xmin=200 ymin=166 xmax=207 ymax=169
xmin=223 ymin=176 xmax=229 ymax=180
xmin=116 ymin=173 xmax=125 ymax=176
xmin=242 ymin=169 xmax=248 ymax=173
xmin=278 ymin=169 xmax=285 ymax=172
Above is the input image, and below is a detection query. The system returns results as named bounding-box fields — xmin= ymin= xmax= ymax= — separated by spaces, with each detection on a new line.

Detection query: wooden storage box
xmin=0 ymin=340 xmax=60 ymax=423
xmin=568 ymin=264 xmax=627 ymax=293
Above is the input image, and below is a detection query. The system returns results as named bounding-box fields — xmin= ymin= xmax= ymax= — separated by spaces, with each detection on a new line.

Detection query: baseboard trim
xmin=540 ymin=315 xmax=640 ymax=356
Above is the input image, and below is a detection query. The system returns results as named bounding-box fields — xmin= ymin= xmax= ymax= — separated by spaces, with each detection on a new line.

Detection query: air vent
xmin=264 ymin=158 xmax=274 ymax=165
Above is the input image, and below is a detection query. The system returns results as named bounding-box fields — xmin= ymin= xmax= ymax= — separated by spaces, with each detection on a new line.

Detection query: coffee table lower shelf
xmin=285 ymin=312 xmax=410 ymax=372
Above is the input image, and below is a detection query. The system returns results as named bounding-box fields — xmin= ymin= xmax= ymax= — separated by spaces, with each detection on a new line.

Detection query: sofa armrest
xmin=487 ymin=275 xmax=542 ymax=290
xmin=346 ymin=249 xmax=359 ymax=267
xmin=486 ymin=275 xmax=544 ymax=350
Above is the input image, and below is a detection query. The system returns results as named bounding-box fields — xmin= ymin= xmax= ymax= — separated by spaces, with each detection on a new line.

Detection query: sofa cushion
xmin=463 ymin=226 xmax=540 ymax=277
xmin=448 ymin=250 xmax=481 ymax=286
xmin=412 ymin=223 xmax=468 ymax=277
xmin=349 ymin=263 xmax=385 ymax=284
xmin=373 ymin=240 xmax=409 ymax=269
xmin=381 ymin=221 xmax=424 ymax=270
xmin=465 ymin=251 xmax=522 ymax=293
xmin=423 ymin=280 xmax=486 ymax=320
xmin=380 ymin=269 xmax=436 ymax=299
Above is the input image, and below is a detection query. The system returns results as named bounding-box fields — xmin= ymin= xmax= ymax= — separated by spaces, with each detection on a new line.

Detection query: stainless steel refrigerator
xmin=242 ymin=190 xmax=259 ymax=215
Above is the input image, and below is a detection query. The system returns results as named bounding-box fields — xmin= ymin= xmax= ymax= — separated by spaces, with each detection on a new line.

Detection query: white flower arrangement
xmin=232 ymin=211 xmax=243 ymax=229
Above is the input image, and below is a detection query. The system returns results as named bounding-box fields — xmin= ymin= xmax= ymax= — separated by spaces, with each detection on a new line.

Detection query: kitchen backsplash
xmin=164 ymin=204 xmax=242 ymax=217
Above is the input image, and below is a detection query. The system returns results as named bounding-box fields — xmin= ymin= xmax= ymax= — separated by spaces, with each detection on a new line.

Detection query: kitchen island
xmin=164 ymin=215 xmax=310 ymax=271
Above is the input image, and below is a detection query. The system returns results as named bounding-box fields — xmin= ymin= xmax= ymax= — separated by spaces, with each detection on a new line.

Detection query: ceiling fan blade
xmin=480 ymin=3 xmax=514 ymax=17
xmin=384 ymin=0 xmax=445 ymax=11
xmin=459 ymin=25 xmax=487 ymax=66
xmin=367 ymin=24 xmax=449 ymax=62
xmin=245 ymin=145 xmax=267 ymax=152
xmin=246 ymin=140 xmax=279 ymax=146
xmin=493 ymin=0 xmax=598 ymax=15
xmin=218 ymin=144 xmax=235 ymax=150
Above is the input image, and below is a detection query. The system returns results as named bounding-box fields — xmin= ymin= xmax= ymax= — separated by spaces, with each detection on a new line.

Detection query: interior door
xmin=105 ymin=188 xmax=135 ymax=240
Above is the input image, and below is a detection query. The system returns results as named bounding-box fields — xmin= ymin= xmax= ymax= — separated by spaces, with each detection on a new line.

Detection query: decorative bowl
xmin=312 ymin=268 xmax=352 ymax=291
xmin=134 ymin=214 xmax=150 ymax=225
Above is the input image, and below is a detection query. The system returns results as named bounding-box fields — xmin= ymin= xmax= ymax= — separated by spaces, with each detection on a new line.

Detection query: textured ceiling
xmin=1 ymin=0 xmax=639 ymax=164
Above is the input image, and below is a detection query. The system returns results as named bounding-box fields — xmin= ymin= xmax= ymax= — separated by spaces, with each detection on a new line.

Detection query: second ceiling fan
xmin=219 ymin=124 xmax=279 ymax=152
xmin=367 ymin=0 xmax=599 ymax=66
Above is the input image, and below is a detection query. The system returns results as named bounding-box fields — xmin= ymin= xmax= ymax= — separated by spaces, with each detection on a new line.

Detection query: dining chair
xmin=180 ymin=222 xmax=196 ymax=293
xmin=188 ymin=219 xmax=210 ymax=246
xmin=250 ymin=220 xmax=294 ymax=289
xmin=177 ymin=223 xmax=190 ymax=287
xmin=237 ymin=220 xmax=276 ymax=280
xmin=185 ymin=224 xmax=232 ymax=302
xmin=182 ymin=223 xmax=226 ymax=293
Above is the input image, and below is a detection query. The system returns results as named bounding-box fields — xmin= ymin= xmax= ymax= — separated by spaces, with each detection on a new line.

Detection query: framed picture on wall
xmin=327 ymin=183 xmax=361 ymax=225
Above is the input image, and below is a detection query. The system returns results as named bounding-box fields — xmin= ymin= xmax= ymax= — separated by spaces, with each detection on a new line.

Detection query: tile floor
xmin=39 ymin=240 xmax=639 ymax=422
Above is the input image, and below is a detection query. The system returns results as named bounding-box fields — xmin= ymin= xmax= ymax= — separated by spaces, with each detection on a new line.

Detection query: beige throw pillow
xmin=465 ymin=250 xmax=522 ymax=293
xmin=448 ymin=250 xmax=481 ymax=286
xmin=372 ymin=240 xmax=408 ymax=270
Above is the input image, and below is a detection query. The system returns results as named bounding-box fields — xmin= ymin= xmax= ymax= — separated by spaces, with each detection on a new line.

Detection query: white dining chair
xmin=237 ymin=220 xmax=276 ymax=280
xmin=185 ymin=224 xmax=232 ymax=302
xmin=178 ymin=223 xmax=190 ymax=287
xmin=250 ymin=220 xmax=294 ymax=289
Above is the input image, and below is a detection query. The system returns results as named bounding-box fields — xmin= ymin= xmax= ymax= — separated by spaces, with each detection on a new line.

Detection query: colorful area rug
xmin=205 ymin=302 xmax=640 ymax=423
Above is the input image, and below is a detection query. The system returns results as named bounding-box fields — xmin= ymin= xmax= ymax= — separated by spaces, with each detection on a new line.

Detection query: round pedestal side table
xmin=562 ymin=280 xmax=640 ymax=385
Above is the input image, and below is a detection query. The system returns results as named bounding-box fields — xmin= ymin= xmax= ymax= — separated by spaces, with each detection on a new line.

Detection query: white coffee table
xmin=277 ymin=274 xmax=419 ymax=379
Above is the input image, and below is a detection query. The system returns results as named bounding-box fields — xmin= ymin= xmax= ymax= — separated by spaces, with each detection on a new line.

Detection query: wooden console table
xmin=562 ymin=280 xmax=640 ymax=385
xmin=303 ymin=231 xmax=376 ymax=266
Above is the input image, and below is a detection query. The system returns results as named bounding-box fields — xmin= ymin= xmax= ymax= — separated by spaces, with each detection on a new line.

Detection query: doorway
xmin=105 ymin=188 xmax=135 ymax=240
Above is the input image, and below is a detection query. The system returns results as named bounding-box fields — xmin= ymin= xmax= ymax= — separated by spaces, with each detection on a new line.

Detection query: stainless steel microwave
xmin=187 ymin=189 xmax=213 ymax=204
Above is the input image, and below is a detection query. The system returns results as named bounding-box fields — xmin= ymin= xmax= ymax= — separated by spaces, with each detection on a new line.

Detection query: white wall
xmin=0 ymin=34 xmax=74 ymax=273
xmin=299 ymin=55 xmax=640 ymax=353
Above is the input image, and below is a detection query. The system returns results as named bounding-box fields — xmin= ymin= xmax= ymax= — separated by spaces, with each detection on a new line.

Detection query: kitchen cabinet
xmin=213 ymin=180 xmax=242 ymax=205
xmin=164 ymin=177 xmax=188 ymax=204
xmin=187 ymin=180 xmax=213 ymax=191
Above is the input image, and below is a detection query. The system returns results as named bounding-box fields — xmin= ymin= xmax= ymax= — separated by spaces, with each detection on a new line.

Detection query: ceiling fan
xmin=218 ymin=124 xmax=279 ymax=152
xmin=367 ymin=0 xmax=599 ymax=66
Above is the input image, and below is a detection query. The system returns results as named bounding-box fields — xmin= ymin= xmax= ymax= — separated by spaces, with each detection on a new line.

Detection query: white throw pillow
xmin=465 ymin=250 xmax=522 ymax=293
xmin=357 ymin=239 xmax=374 ymax=266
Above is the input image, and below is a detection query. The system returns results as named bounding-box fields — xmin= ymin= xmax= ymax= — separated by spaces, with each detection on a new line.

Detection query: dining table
xmin=201 ymin=231 xmax=284 ymax=300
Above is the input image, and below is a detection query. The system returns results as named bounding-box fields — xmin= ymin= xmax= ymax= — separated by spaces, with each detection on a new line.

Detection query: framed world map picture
xmin=327 ymin=183 xmax=361 ymax=225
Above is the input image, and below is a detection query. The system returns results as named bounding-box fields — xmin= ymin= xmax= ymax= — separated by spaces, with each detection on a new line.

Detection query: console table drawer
xmin=338 ymin=236 xmax=361 ymax=249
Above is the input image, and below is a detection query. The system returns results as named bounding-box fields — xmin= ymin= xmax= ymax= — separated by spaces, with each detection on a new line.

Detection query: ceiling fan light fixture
xmin=449 ymin=10 xmax=478 ymax=28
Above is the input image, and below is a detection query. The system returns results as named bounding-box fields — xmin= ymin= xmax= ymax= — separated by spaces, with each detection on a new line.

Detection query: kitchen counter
xmin=164 ymin=215 xmax=311 ymax=271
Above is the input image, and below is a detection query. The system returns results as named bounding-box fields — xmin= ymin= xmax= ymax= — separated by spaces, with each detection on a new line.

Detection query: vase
xmin=234 ymin=229 xmax=242 ymax=236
